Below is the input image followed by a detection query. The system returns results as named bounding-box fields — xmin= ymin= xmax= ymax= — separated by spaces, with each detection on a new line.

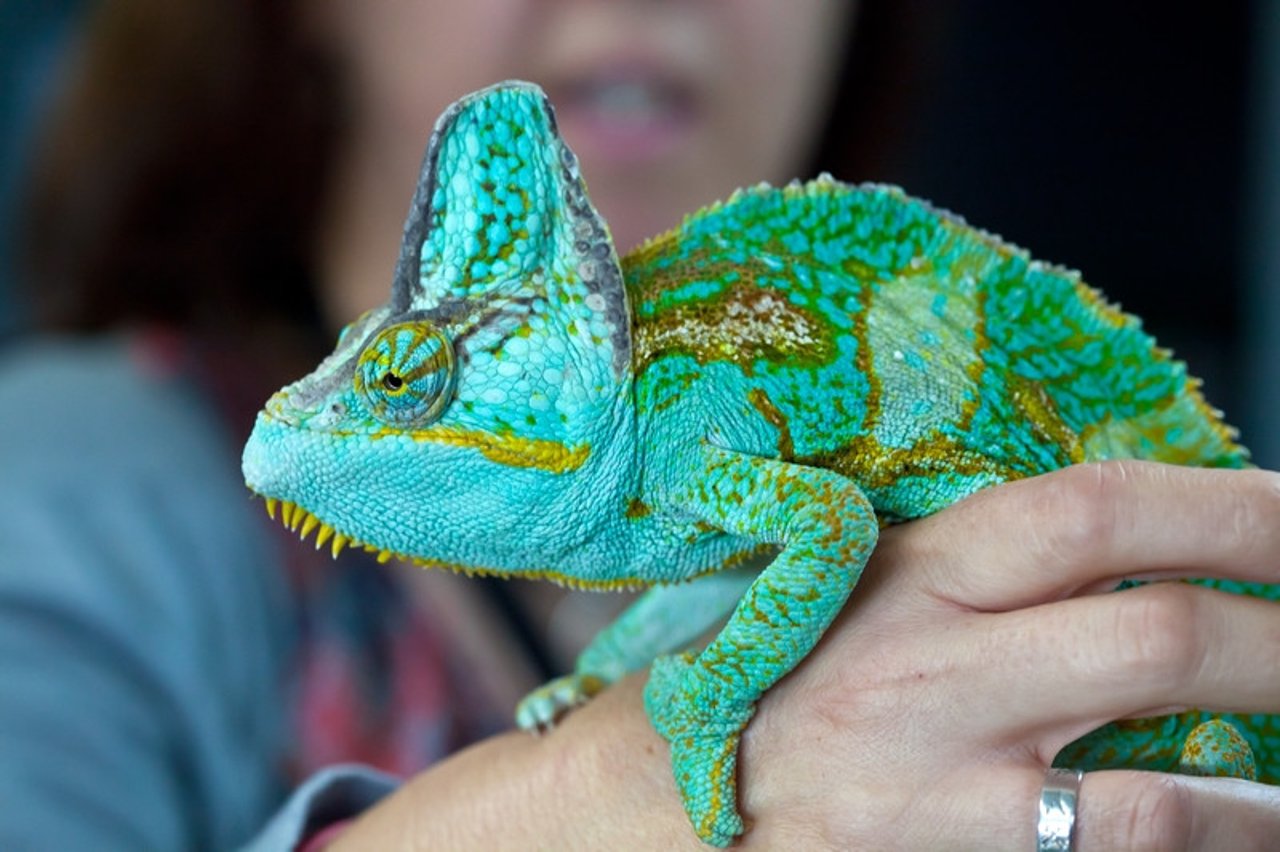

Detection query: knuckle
xmin=1117 ymin=775 xmax=1193 ymax=852
xmin=1111 ymin=584 xmax=1205 ymax=685
xmin=1234 ymin=469 xmax=1280 ymax=565
xmin=1030 ymin=462 xmax=1127 ymax=569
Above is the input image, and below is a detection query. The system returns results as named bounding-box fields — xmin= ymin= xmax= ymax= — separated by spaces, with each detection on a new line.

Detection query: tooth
xmin=315 ymin=523 xmax=334 ymax=549
xmin=280 ymin=502 xmax=296 ymax=528
xmin=299 ymin=513 xmax=319 ymax=540
xmin=331 ymin=534 xmax=348 ymax=558
xmin=265 ymin=498 xmax=279 ymax=520
xmin=289 ymin=506 xmax=305 ymax=532
xmin=376 ymin=550 xmax=394 ymax=564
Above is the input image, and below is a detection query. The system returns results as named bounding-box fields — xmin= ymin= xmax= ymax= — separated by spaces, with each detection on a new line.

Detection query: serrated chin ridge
xmin=254 ymin=495 xmax=647 ymax=590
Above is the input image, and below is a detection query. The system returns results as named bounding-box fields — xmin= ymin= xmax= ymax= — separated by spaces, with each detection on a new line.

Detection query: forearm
xmin=331 ymin=674 xmax=703 ymax=850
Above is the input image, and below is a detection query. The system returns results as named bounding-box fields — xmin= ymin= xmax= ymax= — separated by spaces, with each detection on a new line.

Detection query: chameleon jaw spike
xmin=260 ymin=497 xmax=351 ymax=558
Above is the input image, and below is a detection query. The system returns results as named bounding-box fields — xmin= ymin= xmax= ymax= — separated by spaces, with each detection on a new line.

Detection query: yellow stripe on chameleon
xmin=391 ymin=424 xmax=591 ymax=473
xmin=410 ymin=557 xmax=651 ymax=590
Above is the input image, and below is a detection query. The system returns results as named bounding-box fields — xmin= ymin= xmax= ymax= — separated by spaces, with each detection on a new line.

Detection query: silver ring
xmin=1037 ymin=767 xmax=1083 ymax=851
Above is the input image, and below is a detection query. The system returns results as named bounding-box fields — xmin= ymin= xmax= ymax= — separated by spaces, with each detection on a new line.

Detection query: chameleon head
xmin=242 ymin=81 xmax=635 ymax=571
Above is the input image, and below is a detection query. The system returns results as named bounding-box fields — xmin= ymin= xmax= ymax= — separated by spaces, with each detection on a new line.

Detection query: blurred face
xmin=315 ymin=0 xmax=855 ymax=320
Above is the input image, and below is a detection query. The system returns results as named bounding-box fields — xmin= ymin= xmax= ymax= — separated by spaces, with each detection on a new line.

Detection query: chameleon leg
xmin=1179 ymin=718 xmax=1258 ymax=780
xmin=515 ymin=568 xmax=758 ymax=730
xmin=645 ymin=446 xmax=879 ymax=845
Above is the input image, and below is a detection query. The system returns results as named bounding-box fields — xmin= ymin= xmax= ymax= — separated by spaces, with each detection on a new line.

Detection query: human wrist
xmin=549 ymin=673 xmax=709 ymax=849
xmin=329 ymin=674 xmax=703 ymax=849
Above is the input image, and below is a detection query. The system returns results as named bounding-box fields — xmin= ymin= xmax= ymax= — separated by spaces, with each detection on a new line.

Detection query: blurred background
xmin=2 ymin=1 xmax=1276 ymax=465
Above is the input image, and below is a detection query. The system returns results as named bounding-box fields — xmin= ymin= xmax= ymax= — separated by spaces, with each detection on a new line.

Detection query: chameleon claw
xmin=515 ymin=673 xmax=606 ymax=732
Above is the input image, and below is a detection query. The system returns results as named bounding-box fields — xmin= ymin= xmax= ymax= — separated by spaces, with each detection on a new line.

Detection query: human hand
xmin=735 ymin=460 xmax=1280 ymax=849
xmin=329 ymin=461 xmax=1280 ymax=851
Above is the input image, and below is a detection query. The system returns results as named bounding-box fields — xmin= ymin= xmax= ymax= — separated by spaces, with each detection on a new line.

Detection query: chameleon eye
xmin=356 ymin=321 xmax=456 ymax=426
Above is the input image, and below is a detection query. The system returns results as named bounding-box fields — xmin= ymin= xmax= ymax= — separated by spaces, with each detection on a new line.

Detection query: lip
xmin=541 ymin=57 xmax=703 ymax=167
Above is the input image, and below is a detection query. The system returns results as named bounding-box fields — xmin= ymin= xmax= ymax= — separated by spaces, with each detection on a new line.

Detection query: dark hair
xmin=18 ymin=0 xmax=336 ymax=338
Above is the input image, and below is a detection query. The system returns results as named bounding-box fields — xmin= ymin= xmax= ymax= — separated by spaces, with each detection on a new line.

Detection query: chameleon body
xmin=242 ymin=82 xmax=1279 ymax=845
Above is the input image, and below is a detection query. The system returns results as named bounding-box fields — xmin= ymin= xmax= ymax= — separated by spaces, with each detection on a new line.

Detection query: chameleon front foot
xmin=645 ymin=652 xmax=757 ymax=846
xmin=1179 ymin=718 xmax=1258 ymax=780
xmin=515 ymin=672 xmax=606 ymax=732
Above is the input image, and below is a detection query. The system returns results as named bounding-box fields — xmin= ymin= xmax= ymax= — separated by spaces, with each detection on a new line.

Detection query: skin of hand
xmin=327 ymin=460 xmax=1280 ymax=850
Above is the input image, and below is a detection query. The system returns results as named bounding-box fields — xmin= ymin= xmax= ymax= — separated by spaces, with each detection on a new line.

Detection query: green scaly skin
xmin=241 ymin=81 xmax=1279 ymax=846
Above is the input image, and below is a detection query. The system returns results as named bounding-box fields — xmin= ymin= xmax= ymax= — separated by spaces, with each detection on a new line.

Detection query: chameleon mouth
xmin=263 ymin=497 xmax=403 ymax=564
xmin=255 ymin=494 xmax=653 ymax=591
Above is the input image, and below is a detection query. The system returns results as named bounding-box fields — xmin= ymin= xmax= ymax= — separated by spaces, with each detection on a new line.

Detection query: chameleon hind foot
xmin=515 ymin=672 xmax=607 ymax=732
xmin=1179 ymin=718 xmax=1257 ymax=780
xmin=645 ymin=652 xmax=757 ymax=846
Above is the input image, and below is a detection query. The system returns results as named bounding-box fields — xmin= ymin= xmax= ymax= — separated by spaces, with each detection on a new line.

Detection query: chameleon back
xmin=624 ymin=180 xmax=1246 ymax=523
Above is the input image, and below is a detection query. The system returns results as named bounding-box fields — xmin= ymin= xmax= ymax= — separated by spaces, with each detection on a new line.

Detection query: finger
xmin=959 ymin=582 xmax=1280 ymax=744
xmin=885 ymin=461 xmax=1280 ymax=611
xmin=890 ymin=767 xmax=1280 ymax=850
xmin=1073 ymin=771 xmax=1280 ymax=851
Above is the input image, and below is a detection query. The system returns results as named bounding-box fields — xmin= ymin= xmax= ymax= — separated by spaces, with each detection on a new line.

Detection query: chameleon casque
xmin=242 ymin=81 xmax=1279 ymax=845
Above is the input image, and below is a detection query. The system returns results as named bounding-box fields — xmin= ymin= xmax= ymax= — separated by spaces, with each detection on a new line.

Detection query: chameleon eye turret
xmin=355 ymin=321 xmax=456 ymax=427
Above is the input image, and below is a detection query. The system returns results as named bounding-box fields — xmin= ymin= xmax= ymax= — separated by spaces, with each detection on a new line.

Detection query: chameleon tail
xmin=1179 ymin=718 xmax=1259 ymax=780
